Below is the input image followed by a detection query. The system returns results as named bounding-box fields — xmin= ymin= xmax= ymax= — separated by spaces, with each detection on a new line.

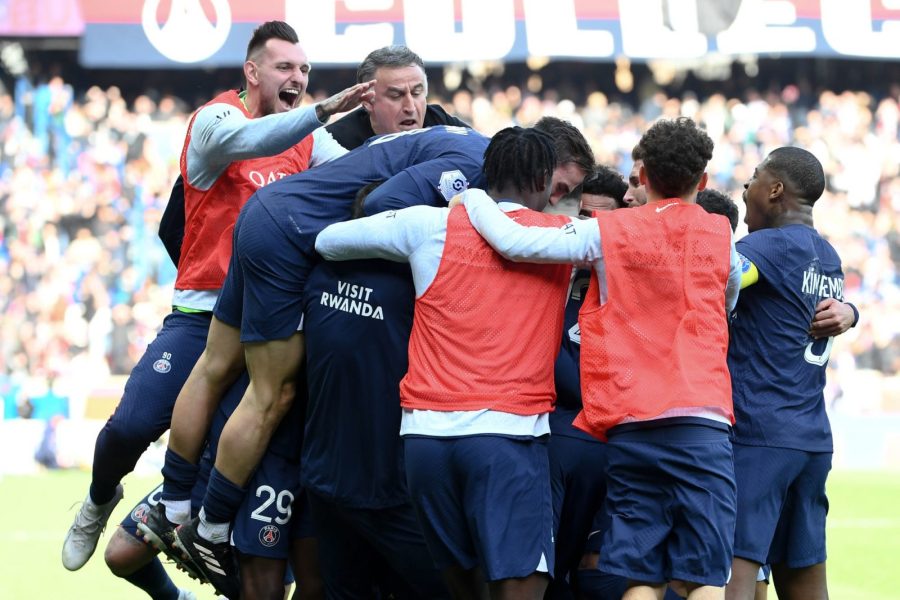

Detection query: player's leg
xmin=602 ymin=424 xmax=734 ymax=600
xmin=548 ymin=433 xmax=608 ymax=598
xmin=408 ymin=435 xmax=554 ymax=600
xmin=233 ymin=446 xmax=314 ymax=600
xmin=666 ymin=425 xmax=735 ymax=600
xmin=726 ymin=559 xmax=763 ymax=600
xmin=105 ymin=529 xmax=186 ymax=600
xmin=166 ymin=315 xmax=245 ymax=467
xmin=336 ymin=499 xmax=450 ymax=598
xmin=214 ymin=333 xmax=304 ymax=489
xmin=239 ymin=555 xmax=289 ymax=600
xmin=599 ymin=431 xmax=670 ymax=597
xmin=489 ymin=573 xmax=550 ymax=600
xmin=158 ymin=318 xmax=244 ymax=527
xmin=768 ymin=452 xmax=832 ymax=600
xmin=307 ymin=492 xmax=380 ymax=599
xmin=771 ymin=562 xmax=826 ymax=600
xmin=104 ymin=484 xmax=197 ymax=599
xmin=158 ymin=205 xmax=251 ymax=530
xmin=681 ymin=583 xmax=725 ymax=599
xmin=727 ymin=445 xmax=812 ymax=600
xmin=574 ymin=512 xmax=629 ymax=599
xmin=289 ymin=535 xmax=323 ymax=600
xmin=62 ymin=311 xmax=209 ymax=570
xmin=171 ymin=344 xmax=303 ymax=598
xmin=404 ymin=436 xmax=489 ymax=599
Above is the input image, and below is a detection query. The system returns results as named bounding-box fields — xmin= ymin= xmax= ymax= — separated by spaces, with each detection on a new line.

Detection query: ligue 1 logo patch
xmin=439 ymin=170 xmax=469 ymax=201
xmin=131 ymin=503 xmax=151 ymax=523
xmin=259 ymin=525 xmax=280 ymax=548
xmin=153 ymin=359 xmax=172 ymax=374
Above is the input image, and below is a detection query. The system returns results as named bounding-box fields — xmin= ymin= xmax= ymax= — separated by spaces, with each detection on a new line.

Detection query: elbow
xmin=494 ymin=245 xmax=529 ymax=262
xmin=313 ymin=236 xmax=331 ymax=258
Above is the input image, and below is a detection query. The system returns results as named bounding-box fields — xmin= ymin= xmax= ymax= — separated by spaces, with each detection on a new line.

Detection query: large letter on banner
xmin=716 ymin=0 xmax=815 ymax=55
xmin=286 ymin=0 xmax=394 ymax=64
xmin=404 ymin=0 xmax=515 ymax=62
xmin=618 ymin=0 xmax=708 ymax=59
xmin=821 ymin=0 xmax=900 ymax=58
xmin=523 ymin=0 xmax=614 ymax=58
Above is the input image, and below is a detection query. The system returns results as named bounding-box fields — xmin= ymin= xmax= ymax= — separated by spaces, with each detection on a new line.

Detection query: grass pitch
xmin=0 ymin=469 xmax=898 ymax=599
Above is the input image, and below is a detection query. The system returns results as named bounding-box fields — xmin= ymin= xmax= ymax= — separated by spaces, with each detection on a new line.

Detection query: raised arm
xmin=461 ymin=189 xmax=601 ymax=265
xmin=315 ymin=205 xmax=446 ymax=263
xmin=187 ymin=80 xmax=374 ymax=188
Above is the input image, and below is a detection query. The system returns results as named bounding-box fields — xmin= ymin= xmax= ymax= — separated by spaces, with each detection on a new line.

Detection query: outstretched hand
xmin=317 ymin=79 xmax=377 ymax=120
xmin=809 ymin=297 xmax=855 ymax=338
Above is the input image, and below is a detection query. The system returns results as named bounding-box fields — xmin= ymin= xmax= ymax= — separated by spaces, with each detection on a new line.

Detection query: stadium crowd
xmin=1 ymin=69 xmax=896 ymax=420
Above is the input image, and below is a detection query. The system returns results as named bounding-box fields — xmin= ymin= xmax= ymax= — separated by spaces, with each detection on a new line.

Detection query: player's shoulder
xmin=423 ymin=104 xmax=469 ymax=128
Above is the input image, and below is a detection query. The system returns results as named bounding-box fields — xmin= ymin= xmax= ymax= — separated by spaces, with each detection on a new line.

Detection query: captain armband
xmin=739 ymin=255 xmax=759 ymax=289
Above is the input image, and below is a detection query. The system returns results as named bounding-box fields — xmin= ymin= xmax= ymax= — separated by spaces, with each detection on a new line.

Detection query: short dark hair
xmin=352 ymin=180 xmax=386 ymax=219
xmin=639 ymin=117 xmax=714 ymax=199
xmin=762 ymin=147 xmax=826 ymax=204
xmin=246 ymin=21 xmax=299 ymax=61
xmin=533 ymin=116 xmax=594 ymax=175
xmin=357 ymin=46 xmax=426 ymax=83
xmin=631 ymin=144 xmax=645 ymax=162
xmin=483 ymin=127 xmax=557 ymax=194
xmin=573 ymin=164 xmax=628 ymax=208
xmin=696 ymin=188 xmax=739 ymax=232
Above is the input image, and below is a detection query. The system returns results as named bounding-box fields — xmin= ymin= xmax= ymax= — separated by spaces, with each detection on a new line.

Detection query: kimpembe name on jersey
xmin=319 ymin=280 xmax=384 ymax=320
xmin=801 ymin=265 xmax=844 ymax=300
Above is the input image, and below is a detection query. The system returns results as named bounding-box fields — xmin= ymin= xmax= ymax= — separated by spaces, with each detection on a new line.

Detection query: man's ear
xmin=697 ymin=172 xmax=708 ymax=191
xmin=769 ymin=179 xmax=784 ymax=203
xmin=244 ymin=60 xmax=258 ymax=87
xmin=638 ymin=164 xmax=648 ymax=186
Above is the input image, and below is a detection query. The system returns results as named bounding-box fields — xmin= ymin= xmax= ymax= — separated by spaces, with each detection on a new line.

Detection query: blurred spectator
xmin=1 ymin=71 xmax=897 ymax=419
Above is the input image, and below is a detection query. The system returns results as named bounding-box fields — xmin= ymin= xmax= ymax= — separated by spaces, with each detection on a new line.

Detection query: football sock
xmin=161 ymin=448 xmax=200 ymax=503
xmin=123 ymin=557 xmax=180 ymax=600
xmin=198 ymin=467 xmax=246 ymax=543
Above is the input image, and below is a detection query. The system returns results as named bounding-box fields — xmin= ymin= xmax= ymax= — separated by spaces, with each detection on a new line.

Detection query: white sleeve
xmin=186 ymin=102 xmax=325 ymax=189
xmin=461 ymin=189 xmax=602 ymax=265
xmin=315 ymin=205 xmax=447 ymax=262
xmin=726 ymin=233 xmax=741 ymax=313
xmin=308 ymin=127 xmax=349 ymax=167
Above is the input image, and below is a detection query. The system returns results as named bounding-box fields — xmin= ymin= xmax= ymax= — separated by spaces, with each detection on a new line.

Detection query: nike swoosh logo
xmin=656 ymin=202 xmax=678 ymax=213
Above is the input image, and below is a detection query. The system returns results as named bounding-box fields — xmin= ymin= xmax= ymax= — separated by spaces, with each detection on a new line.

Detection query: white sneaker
xmin=177 ymin=589 xmax=197 ymax=600
xmin=61 ymin=484 xmax=124 ymax=571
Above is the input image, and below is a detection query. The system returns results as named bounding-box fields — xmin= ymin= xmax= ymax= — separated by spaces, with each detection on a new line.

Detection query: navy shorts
xmin=601 ymin=422 xmax=736 ymax=587
xmin=107 ymin=310 xmax=211 ymax=442
xmin=214 ymin=196 xmax=311 ymax=343
xmin=308 ymin=493 xmax=448 ymax=599
xmin=404 ymin=435 xmax=554 ymax=582
xmin=549 ymin=431 xmax=608 ymax=581
xmin=583 ymin=507 xmax=611 ymax=554
xmin=232 ymin=449 xmax=310 ymax=560
xmin=733 ymin=444 xmax=831 ymax=568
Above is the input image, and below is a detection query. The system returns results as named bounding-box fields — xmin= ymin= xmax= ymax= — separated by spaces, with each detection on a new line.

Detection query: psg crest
xmin=258 ymin=524 xmax=280 ymax=548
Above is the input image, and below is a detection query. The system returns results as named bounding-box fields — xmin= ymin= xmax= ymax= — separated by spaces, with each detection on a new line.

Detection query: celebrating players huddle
xmin=61 ymin=20 xmax=856 ymax=600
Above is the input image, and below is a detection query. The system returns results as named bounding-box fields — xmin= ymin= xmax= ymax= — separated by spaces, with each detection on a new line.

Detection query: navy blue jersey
xmin=253 ymin=125 xmax=488 ymax=257
xmin=728 ymin=225 xmax=844 ymax=452
xmin=550 ymin=269 xmax=597 ymax=441
xmin=301 ymin=258 xmax=415 ymax=508
xmin=297 ymin=126 xmax=487 ymax=509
